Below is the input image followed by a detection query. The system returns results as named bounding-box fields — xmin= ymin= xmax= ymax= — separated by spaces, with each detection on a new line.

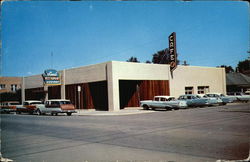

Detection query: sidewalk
xmin=74 ymin=107 xmax=155 ymax=116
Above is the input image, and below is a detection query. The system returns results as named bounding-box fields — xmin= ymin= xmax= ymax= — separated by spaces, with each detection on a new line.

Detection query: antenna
xmin=51 ymin=52 xmax=53 ymax=69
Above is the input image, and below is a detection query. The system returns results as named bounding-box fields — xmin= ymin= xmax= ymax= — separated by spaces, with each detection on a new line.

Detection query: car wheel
xmin=16 ymin=110 xmax=21 ymax=114
xmin=143 ymin=105 xmax=149 ymax=110
xmin=37 ymin=109 xmax=42 ymax=115
xmin=67 ymin=112 xmax=72 ymax=116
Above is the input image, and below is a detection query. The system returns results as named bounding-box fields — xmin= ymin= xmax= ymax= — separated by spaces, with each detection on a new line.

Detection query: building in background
xmin=22 ymin=61 xmax=226 ymax=111
xmin=0 ymin=77 xmax=22 ymax=93
xmin=226 ymin=73 xmax=250 ymax=93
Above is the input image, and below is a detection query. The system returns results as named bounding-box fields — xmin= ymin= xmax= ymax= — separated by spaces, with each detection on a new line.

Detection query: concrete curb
xmin=76 ymin=110 xmax=155 ymax=116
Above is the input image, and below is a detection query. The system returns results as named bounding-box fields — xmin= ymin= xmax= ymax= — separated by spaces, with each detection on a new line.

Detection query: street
xmin=1 ymin=103 xmax=250 ymax=162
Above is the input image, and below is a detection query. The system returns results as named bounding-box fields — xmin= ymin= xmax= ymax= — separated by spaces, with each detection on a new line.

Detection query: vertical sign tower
xmin=169 ymin=32 xmax=177 ymax=73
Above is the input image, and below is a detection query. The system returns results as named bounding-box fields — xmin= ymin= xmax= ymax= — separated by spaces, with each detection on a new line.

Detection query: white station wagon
xmin=35 ymin=99 xmax=77 ymax=116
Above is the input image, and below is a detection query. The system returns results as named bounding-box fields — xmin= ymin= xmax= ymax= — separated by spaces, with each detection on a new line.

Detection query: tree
xmin=237 ymin=59 xmax=250 ymax=73
xmin=145 ymin=60 xmax=151 ymax=64
xmin=218 ymin=65 xmax=234 ymax=73
xmin=152 ymin=48 xmax=169 ymax=64
xmin=152 ymin=48 xmax=180 ymax=65
xmin=127 ymin=57 xmax=140 ymax=63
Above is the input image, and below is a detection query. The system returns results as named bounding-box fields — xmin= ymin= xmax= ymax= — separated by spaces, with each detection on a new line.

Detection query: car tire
xmin=67 ymin=112 xmax=72 ymax=116
xmin=143 ymin=105 xmax=149 ymax=110
xmin=37 ymin=109 xmax=42 ymax=115
xmin=16 ymin=110 xmax=21 ymax=114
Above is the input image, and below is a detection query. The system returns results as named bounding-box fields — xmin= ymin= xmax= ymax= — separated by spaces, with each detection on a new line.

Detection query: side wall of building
xmin=169 ymin=66 xmax=226 ymax=98
xmin=64 ymin=62 xmax=108 ymax=85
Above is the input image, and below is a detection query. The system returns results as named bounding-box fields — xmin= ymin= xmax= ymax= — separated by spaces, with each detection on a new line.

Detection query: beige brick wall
xmin=0 ymin=77 xmax=22 ymax=93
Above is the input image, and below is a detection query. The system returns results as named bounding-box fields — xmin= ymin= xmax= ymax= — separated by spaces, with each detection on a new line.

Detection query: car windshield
xmin=59 ymin=101 xmax=71 ymax=104
xmin=168 ymin=97 xmax=175 ymax=101
xmin=30 ymin=102 xmax=42 ymax=105
xmin=10 ymin=103 xmax=20 ymax=105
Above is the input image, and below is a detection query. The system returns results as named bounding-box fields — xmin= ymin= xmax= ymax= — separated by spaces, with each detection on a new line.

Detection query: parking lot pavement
xmin=75 ymin=107 xmax=156 ymax=116
xmin=1 ymin=103 xmax=249 ymax=162
xmin=74 ymin=102 xmax=247 ymax=116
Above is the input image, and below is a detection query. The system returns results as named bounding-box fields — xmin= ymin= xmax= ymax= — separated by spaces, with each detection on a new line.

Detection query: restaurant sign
xmin=42 ymin=69 xmax=61 ymax=85
xmin=169 ymin=32 xmax=177 ymax=72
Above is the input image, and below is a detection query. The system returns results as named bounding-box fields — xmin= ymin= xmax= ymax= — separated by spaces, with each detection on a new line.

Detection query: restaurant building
xmin=22 ymin=61 xmax=226 ymax=111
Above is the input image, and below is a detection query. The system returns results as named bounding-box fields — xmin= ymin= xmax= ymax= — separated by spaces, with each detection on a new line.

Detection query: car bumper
xmin=61 ymin=110 xmax=77 ymax=113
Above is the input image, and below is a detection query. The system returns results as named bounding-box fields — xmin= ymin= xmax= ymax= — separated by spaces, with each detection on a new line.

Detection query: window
xmin=160 ymin=98 xmax=166 ymax=101
xmin=185 ymin=87 xmax=193 ymax=94
xmin=197 ymin=86 xmax=209 ymax=94
xmin=154 ymin=97 xmax=160 ymax=101
xmin=0 ymin=84 xmax=6 ymax=90
xmin=11 ymin=84 xmax=18 ymax=92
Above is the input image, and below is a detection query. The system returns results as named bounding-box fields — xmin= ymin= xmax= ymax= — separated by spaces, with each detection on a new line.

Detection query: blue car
xmin=204 ymin=93 xmax=233 ymax=105
xmin=178 ymin=94 xmax=211 ymax=107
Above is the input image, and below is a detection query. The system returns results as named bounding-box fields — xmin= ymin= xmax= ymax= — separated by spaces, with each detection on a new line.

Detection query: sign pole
xmin=77 ymin=85 xmax=81 ymax=109
xmin=168 ymin=32 xmax=177 ymax=78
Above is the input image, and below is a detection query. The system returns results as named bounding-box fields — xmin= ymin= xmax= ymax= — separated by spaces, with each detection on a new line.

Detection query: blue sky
xmin=2 ymin=1 xmax=249 ymax=76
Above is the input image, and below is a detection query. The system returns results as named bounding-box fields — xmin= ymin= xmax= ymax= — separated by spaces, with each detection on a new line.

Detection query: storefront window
xmin=185 ymin=87 xmax=193 ymax=94
xmin=198 ymin=86 xmax=209 ymax=94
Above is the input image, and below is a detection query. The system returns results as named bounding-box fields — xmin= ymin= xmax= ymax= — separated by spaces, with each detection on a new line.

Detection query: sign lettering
xmin=168 ymin=32 xmax=177 ymax=72
xmin=42 ymin=69 xmax=61 ymax=85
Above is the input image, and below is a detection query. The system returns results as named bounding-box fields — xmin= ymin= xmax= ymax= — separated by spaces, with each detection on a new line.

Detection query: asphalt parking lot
xmin=1 ymin=103 xmax=250 ymax=162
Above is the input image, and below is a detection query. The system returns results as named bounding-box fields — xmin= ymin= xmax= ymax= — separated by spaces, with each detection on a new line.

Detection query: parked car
xmin=0 ymin=101 xmax=22 ymax=113
xmin=140 ymin=96 xmax=188 ymax=110
xmin=227 ymin=92 xmax=250 ymax=103
xmin=36 ymin=99 xmax=77 ymax=116
xmin=16 ymin=100 xmax=44 ymax=114
xmin=245 ymin=90 xmax=250 ymax=95
xmin=178 ymin=94 xmax=215 ymax=107
xmin=203 ymin=93 xmax=233 ymax=105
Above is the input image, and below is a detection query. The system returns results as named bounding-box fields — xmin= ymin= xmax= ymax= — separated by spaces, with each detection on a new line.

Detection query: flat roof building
xmin=23 ymin=61 xmax=226 ymax=111
xmin=0 ymin=77 xmax=22 ymax=93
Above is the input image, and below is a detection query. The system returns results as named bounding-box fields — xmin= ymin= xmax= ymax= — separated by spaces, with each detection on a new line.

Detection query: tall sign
xmin=42 ymin=69 xmax=61 ymax=85
xmin=169 ymin=32 xmax=177 ymax=72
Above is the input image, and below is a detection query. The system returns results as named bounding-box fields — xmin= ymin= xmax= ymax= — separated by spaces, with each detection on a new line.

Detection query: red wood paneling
xmin=65 ymin=81 xmax=108 ymax=110
xmin=119 ymin=80 xmax=170 ymax=109
xmin=48 ymin=86 xmax=61 ymax=99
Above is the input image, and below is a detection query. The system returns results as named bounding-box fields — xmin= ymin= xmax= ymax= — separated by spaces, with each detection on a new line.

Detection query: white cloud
xmin=89 ymin=5 xmax=93 ymax=11
xmin=27 ymin=72 xmax=32 ymax=75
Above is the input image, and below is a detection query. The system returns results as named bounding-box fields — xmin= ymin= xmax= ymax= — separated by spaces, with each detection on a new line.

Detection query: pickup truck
xmin=35 ymin=99 xmax=77 ymax=116
xmin=140 ymin=96 xmax=188 ymax=110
